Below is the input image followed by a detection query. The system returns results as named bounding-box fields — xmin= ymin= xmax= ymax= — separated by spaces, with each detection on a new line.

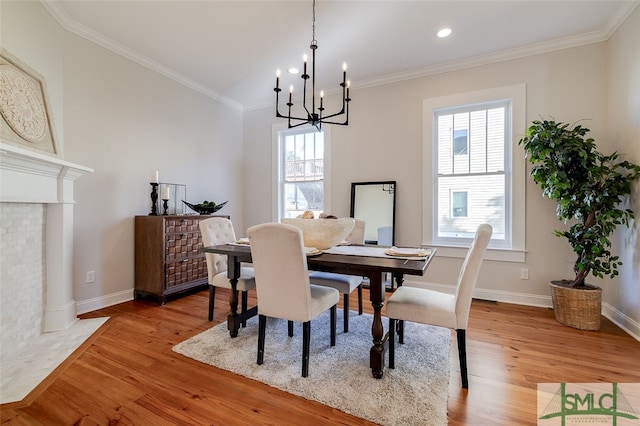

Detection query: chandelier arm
xmin=315 ymin=109 xmax=349 ymax=125
xmin=318 ymin=120 xmax=348 ymax=125
xmin=277 ymin=109 xmax=315 ymax=122
xmin=326 ymin=102 xmax=349 ymax=125
xmin=287 ymin=119 xmax=318 ymax=129
xmin=321 ymin=108 xmax=347 ymax=120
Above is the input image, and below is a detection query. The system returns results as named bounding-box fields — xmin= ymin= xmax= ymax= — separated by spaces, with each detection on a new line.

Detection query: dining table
xmin=202 ymin=243 xmax=435 ymax=379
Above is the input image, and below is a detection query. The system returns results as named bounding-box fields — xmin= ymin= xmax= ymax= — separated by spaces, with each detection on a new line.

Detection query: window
xmin=452 ymin=191 xmax=468 ymax=217
xmin=273 ymin=125 xmax=331 ymax=220
xmin=422 ymin=84 xmax=526 ymax=262
xmin=436 ymin=101 xmax=508 ymax=240
xmin=453 ymin=129 xmax=468 ymax=155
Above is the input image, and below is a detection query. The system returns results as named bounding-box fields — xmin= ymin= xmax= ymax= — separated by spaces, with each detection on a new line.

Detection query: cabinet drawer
xmin=165 ymin=217 xmax=201 ymax=233
xmin=165 ymin=232 xmax=202 ymax=261
xmin=165 ymin=256 xmax=207 ymax=287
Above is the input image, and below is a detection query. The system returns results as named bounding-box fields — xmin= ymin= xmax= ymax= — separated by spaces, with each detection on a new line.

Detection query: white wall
xmin=1 ymin=0 xmax=65 ymax=153
xmin=605 ymin=6 xmax=640 ymax=330
xmin=2 ymin=1 xmax=244 ymax=312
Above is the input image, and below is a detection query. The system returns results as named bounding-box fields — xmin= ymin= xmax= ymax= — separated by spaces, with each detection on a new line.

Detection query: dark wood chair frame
xmin=257 ymin=305 xmax=337 ymax=377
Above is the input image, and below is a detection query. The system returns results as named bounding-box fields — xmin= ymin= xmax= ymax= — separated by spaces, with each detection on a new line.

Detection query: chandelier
xmin=273 ymin=0 xmax=351 ymax=131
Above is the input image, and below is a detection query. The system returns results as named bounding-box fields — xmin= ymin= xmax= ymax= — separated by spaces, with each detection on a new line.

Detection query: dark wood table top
xmin=203 ymin=243 xmax=433 ymax=278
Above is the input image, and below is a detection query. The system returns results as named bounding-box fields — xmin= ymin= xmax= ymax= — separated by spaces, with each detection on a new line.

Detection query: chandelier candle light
xmin=273 ymin=0 xmax=351 ymax=130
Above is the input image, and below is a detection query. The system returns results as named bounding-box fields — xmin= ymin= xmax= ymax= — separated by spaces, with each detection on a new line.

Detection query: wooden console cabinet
xmin=134 ymin=215 xmax=227 ymax=304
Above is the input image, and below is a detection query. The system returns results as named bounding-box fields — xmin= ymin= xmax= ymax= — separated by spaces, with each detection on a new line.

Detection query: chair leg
xmin=398 ymin=319 xmax=405 ymax=344
xmin=257 ymin=314 xmax=266 ymax=365
xmin=343 ymin=294 xmax=349 ymax=333
xmin=357 ymin=284 xmax=363 ymax=315
xmin=208 ymin=285 xmax=216 ymax=321
xmin=457 ymin=329 xmax=469 ymax=388
xmin=302 ymin=321 xmax=311 ymax=377
xmin=288 ymin=320 xmax=294 ymax=337
xmin=330 ymin=305 xmax=336 ymax=346
xmin=241 ymin=291 xmax=248 ymax=328
xmin=389 ymin=318 xmax=396 ymax=369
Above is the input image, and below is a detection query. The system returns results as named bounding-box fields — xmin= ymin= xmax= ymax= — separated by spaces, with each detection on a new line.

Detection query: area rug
xmin=173 ymin=312 xmax=450 ymax=425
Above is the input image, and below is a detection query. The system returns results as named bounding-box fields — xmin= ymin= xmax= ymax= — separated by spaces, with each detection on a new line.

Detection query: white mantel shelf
xmin=0 ymin=141 xmax=93 ymax=332
xmin=0 ymin=142 xmax=93 ymax=203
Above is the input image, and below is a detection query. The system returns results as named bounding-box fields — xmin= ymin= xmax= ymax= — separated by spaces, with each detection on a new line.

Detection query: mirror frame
xmin=350 ymin=181 xmax=396 ymax=246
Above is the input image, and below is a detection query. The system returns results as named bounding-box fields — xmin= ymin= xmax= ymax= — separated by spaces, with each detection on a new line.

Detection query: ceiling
xmin=44 ymin=1 xmax=638 ymax=111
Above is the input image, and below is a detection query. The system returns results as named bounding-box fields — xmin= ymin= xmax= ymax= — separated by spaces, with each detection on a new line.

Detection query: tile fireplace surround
xmin=0 ymin=142 xmax=105 ymax=403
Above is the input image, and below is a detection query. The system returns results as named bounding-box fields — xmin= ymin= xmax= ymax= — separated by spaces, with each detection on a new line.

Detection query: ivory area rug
xmin=173 ymin=312 xmax=450 ymax=425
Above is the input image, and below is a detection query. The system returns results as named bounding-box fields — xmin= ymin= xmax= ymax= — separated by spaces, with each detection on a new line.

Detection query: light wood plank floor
xmin=2 ymin=288 xmax=638 ymax=425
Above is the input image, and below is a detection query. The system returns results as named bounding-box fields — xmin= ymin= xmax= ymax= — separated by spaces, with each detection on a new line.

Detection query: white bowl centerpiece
xmin=281 ymin=217 xmax=355 ymax=250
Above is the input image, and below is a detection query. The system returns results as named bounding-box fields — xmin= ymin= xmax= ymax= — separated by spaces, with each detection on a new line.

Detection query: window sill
xmin=423 ymin=244 xmax=526 ymax=263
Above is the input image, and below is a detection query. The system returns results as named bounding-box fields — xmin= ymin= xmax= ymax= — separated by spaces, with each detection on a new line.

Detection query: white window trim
xmin=422 ymin=84 xmax=526 ymax=263
xmin=271 ymin=123 xmax=332 ymax=222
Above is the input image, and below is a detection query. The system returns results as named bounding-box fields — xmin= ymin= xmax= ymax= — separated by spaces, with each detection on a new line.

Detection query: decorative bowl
xmin=281 ymin=217 xmax=355 ymax=250
xmin=182 ymin=200 xmax=228 ymax=215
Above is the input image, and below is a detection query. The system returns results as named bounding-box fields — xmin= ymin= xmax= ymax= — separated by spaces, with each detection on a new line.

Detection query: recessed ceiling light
xmin=437 ymin=28 xmax=452 ymax=38
xmin=288 ymin=67 xmax=299 ymax=75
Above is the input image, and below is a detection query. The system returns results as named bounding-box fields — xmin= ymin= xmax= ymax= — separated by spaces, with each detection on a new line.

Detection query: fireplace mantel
xmin=0 ymin=141 xmax=93 ymax=332
xmin=0 ymin=142 xmax=92 ymax=203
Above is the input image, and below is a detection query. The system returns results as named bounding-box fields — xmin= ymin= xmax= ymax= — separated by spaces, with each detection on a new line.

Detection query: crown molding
xmin=345 ymin=28 xmax=618 ymax=96
xmin=40 ymin=0 xmax=243 ymax=112
xmin=41 ymin=0 xmax=639 ymax=113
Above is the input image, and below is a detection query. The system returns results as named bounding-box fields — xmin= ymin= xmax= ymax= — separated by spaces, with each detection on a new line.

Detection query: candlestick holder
xmin=149 ymin=183 xmax=159 ymax=215
xmin=162 ymin=199 xmax=169 ymax=215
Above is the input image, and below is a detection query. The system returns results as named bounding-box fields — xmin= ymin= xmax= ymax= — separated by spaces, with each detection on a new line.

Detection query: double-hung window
xmin=435 ymin=101 xmax=509 ymax=242
xmin=423 ymin=84 xmax=526 ymax=261
xmin=274 ymin=125 xmax=331 ymax=220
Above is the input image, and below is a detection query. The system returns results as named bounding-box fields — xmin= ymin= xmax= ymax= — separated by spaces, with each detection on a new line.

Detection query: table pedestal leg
xmin=369 ymin=272 xmax=386 ymax=379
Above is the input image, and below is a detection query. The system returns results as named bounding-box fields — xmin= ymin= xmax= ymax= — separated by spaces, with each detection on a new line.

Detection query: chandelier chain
xmin=311 ymin=0 xmax=317 ymax=45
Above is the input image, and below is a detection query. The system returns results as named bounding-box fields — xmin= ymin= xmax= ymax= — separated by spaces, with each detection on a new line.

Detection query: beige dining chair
xmin=247 ymin=222 xmax=339 ymax=377
xmin=199 ymin=217 xmax=255 ymax=322
xmin=309 ymin=218 xmax=365 ymax=332
xmin=385 ymin=223 xmax=492 ymax=388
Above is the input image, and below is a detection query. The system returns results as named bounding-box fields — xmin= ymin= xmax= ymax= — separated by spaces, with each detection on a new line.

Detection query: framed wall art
xmin=0 ymin=48 xmax=59 ymax=156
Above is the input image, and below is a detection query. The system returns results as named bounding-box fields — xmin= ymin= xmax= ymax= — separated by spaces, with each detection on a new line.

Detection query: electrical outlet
xmin=86 ymin=270 xmax=95 ymax=283
xmin=520 ymin=268 xmax=529 ymax=280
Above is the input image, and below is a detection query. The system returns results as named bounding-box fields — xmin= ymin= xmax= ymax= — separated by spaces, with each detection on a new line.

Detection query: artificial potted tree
xmin=519 ymin=119 xmax=640 ymax=330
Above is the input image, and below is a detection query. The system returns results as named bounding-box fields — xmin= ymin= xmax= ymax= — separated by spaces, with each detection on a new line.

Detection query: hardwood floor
xmin=2 ymin=288 xmax=639 ymax=425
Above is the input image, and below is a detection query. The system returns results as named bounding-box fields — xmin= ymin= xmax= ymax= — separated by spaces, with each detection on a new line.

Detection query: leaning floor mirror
xmin=350 ymin=181 xmax=396 ymax=246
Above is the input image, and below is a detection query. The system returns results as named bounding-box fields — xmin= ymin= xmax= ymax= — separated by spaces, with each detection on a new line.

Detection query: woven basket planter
xmin=550 ymin=280 xmax=602 ymax=331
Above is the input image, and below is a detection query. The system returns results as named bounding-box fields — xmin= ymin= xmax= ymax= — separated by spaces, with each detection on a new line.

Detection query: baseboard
xmin=403 ymin=278 xmax=640 ymax=342
xmin=402 ymin=278 xmax=552 ymax=308
xmin=76 ymin=289 xmax=133 ymax=315
xmin=602 ymin=303 xmax=640 ymax=341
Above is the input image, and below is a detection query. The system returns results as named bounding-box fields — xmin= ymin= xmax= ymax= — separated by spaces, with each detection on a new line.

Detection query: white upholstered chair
xmin=199 ymin=217 xmax=255 ymax=322
xmin=247 ymin=222 xmax=339 ymax=377
xmin=309 ymin=218 xmax=365 ymax=332
xmin=385 ymin=223 xmax=492 ymax=388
